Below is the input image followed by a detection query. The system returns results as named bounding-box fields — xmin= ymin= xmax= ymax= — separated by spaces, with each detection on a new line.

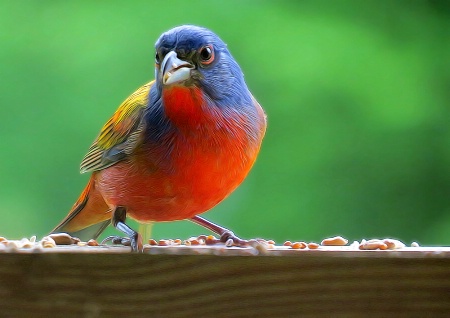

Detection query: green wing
xmin=80 ymin=81 xmax=154 ymax=173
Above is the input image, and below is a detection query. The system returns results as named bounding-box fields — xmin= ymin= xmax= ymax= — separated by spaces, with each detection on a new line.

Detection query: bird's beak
xmin=161 ymin=51 xmax=194 ymax=86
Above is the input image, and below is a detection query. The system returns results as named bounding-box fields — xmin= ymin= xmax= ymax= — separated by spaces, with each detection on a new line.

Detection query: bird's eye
xmin=199 ymin=45 xmax=214 ymax=65
xmin=155 ymin=52 xmax=160 ymax=64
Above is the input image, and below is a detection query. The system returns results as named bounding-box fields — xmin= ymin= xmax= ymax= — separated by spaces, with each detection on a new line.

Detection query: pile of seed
xmin=0 ymin=233 xmax=99 ymax=251
xmin=0 ymin=233 xmax=417 ymax=252
xmin=147 ymin=235 xmax=409 ymax=250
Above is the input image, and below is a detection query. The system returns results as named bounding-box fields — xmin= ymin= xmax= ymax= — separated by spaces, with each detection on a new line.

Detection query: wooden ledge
xmin=1 ymin=246 xmax=449 ymax=317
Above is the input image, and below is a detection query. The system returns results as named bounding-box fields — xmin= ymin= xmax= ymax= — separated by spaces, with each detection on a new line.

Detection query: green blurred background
xmin=1 ymin=0 xmax=449 ymax=245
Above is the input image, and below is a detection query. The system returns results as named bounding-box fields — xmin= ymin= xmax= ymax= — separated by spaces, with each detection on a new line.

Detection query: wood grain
xmin=0 ymin=247 xmax=449 ymax=317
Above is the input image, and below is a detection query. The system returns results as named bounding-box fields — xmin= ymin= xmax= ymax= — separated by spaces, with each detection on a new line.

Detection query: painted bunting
xmin=51 ymin=25 xmax=267 ymax=251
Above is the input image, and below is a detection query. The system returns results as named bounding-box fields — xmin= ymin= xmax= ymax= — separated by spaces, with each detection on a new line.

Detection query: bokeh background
xmin=1 ymin=0 xmax=449 ymax=245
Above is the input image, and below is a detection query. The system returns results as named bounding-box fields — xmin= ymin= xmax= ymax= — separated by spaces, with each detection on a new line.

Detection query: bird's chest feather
xmin=96 ymin=86 xmax=261 ymax=221
xmin=155 ymin=86 xmax=256 ymax=200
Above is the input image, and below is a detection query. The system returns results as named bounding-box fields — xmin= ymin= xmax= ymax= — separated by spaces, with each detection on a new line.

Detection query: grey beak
xmin=160 ymin=51 xmax=194 ymax=85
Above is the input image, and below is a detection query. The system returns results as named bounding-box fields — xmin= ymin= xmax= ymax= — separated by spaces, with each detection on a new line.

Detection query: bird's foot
xmin=107 ymin=206 xmax=143 ymax=252
xmin=101 ymin=233 xmax=142 ymax=252
xmin=219 ymin=230 xmax=248 ymax=247
xmin=190 ymin=215 xmax=265 ymax=248
xmin=218 ymin=231 xmax=265 ymax=248
xmin=102 ymin=235 xmax=131 ymax=246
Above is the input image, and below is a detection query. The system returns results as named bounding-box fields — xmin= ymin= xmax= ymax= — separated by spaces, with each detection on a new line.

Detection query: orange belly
xmin=95 ymin=85 xmax=265 ymax=222
xmin=95 ymin=134 xmax=260 ymax=222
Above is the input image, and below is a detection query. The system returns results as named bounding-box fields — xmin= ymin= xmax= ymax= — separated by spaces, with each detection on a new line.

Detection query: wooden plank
xmin=0 ymin=247 xmax=449 ymax=317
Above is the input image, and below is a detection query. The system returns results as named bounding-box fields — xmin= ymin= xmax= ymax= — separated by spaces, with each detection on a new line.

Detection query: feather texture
xmin=80 ymin=81 xmax=154 ymax=173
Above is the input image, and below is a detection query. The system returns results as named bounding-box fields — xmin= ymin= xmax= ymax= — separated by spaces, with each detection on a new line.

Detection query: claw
xmin=110 ymin=206 xmax=143 ymax=252
xmin=101 ymin=235 xmax=131 ymax=246
xmin=219 ymin=230 xmax=249 ymax=247
xmin=190 ymin=215 xmax=254 ymax=248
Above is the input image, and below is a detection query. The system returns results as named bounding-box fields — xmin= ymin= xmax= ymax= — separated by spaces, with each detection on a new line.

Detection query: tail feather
xmin=60 ymin=219 xmax=110 ymax=241
xmin=51 ymin=176 xmax=111 ymax=241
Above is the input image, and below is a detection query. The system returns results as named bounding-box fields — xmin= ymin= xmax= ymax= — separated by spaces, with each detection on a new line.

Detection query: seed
xmin=48 ymin=233 xmax=77 ymax=245
xmin=253 ymin=242 xmax=269 ymax=254
xmin=291 ymin=242 xmax=307 ymax=249
xmin=321 ymin=236 xmax=348 ymax=246
xmin=383 ymin=238 xmax=405 ymax=249
xmin=197 ymin=235 xmax=207 ymax=241
xmin=148 ymin=239 xmax=158 ymax=245
xmin=359 ymin=239 xmax=387 ymax=250
xmin=0 ymin=237 xmax=7 ymax=242
xmin=411 ymin=241 xmax=420 ymax=247
xmin=384 ymin=240 xmax=396 ymax=250
xmin=40 ymin=236 xmax=56 ymax=248
xmin=308 ymin=242 xmax=320 ymax=249
xmin=19 ymin=238 xmax=33 ymax=249
xmin=6 ymin=241 xmax=21 ymax=249
xmin=190 ymin=239 xmax=200 ymax=246
xmin=283 ymin=241 xmax=292 ymax=247
xmin=87 ymin=239 xmax=99 ymax=246
xmin=173 ymin=239 xmax=182 ymax=245
xmin=42 ymin=242 xmax=55 ymax=248
xmin=379 ymin=243 xmax=388 ymax=250
xmin=158 ymin=239 xmax=170 ymax=246
xmin=267 ymin=240 xmax=275 ymax=245
xmin=205 ymin=235 xmax=216 ymax=245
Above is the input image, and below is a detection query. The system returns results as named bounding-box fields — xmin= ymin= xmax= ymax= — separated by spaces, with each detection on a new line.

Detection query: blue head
xmin=144 ymin=25 xmax=266 ymax=166
xmin=153 ymin=25 xmax=253 ymax=107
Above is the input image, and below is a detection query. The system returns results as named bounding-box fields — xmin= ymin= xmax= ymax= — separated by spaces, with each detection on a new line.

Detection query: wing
xmin=80 ymin=81 xmax=154 ymax=173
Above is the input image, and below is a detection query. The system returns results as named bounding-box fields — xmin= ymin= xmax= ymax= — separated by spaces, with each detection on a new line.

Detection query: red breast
xmin=95 ymin=86 xmax=265 ymax=222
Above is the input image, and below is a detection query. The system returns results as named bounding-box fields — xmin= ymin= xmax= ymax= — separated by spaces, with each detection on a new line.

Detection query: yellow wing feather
xmin=80 ymin=81 xmax=154 ymax=173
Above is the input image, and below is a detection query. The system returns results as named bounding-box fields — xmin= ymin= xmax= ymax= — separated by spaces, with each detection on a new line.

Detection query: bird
xmin=51 ymin=25 xmax=267 ymax=251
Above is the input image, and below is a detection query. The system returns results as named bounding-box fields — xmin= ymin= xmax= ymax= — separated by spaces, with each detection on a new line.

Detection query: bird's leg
xmin=190 ymin=215 xmax=249 ymax=247
xmin=101 ymin=206 xmax=142 ymax=252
